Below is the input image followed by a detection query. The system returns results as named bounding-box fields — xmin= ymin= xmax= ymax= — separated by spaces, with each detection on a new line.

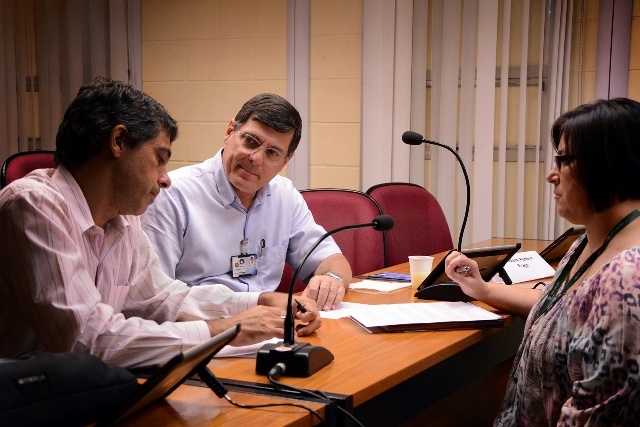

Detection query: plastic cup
xmin=409 ymin=255 xmax=434 ymax=290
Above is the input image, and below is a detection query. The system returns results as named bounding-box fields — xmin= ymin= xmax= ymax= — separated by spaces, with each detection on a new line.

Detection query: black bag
xmin=0 ymin=351 xmax=139 ymax=427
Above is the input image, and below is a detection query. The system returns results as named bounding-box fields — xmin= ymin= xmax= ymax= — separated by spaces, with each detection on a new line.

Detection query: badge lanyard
xmin=230 ymin=211 xmax=258 ymax=278
xmin=534 ymin=209 xmax=640 ymax=320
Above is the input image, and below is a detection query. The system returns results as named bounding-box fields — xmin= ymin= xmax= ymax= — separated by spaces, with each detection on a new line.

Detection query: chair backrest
xmin=275 ymin=188 xmax=387 ymax=293
xmin=367 ymin=182 xmax=454 ymax=267
xmin=300 ymin=189 xmax=386 ymax=276
xmin=1 ymin=150 xmax=56 ymax=188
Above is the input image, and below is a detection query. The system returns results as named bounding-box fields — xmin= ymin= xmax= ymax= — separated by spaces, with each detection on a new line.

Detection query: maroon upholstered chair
xmin=276 ymin=188 xmax=386 ymax=293
xmin=367 ymin=182 xmax=453 ymax=267
xmin=1 ymin=150 xmax=56 ymax=188
xmin=277 ymin=262 xmax=305 ymax=293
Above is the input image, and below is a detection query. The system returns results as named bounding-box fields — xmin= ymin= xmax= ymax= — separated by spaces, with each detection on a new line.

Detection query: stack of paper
xmin=348 ymin=301 xmax=504 ymax=333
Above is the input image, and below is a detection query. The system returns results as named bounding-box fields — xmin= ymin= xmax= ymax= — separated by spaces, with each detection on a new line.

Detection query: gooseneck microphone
xmin=283 ymin=214 xmax=394 ymax=346
xmin=402 ymin=131 xmax=470 ymax=252
xmin=256 ymin=214 xmax=394 ymax=377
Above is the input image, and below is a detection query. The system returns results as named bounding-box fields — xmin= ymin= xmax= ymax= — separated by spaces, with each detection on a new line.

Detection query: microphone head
xmin=372 ymin=215 xmax=394 ymax=231
xmin=402 ymin=131 xmax=425 ymax=145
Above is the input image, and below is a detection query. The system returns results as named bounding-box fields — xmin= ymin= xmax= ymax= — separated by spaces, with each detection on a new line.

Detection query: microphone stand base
xmin=256 ymin=342 xmax=334 ymax=377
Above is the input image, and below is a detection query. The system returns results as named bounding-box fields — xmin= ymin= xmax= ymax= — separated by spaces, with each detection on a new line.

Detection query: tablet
xmin=414 ymin=243 xmax=522 ymax=302
xmin=100 ymin=324 xmax=240 ymax=426
xmin=539 ymin=226 xmax=586 ymax=262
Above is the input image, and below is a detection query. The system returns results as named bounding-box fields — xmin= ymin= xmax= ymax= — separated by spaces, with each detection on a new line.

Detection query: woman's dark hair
xmin=233 ymin=93 xmax=302 ymax=157
xmin=55 ymin=77 xmax=178 ymax=167
xmin=551 ymin=97 xmax=640 ymax=213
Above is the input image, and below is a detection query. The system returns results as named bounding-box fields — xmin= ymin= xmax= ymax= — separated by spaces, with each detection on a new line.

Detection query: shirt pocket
xmin=257 ymin=245 xmax=287 ymax=271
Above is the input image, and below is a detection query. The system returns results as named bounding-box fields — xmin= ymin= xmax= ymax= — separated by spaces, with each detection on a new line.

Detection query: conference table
xmin=120 ymin=238 xmax=555 ymax=426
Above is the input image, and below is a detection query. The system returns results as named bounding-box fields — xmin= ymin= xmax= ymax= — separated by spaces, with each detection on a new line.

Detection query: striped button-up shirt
xmin=0 ymin=166 xmax=258 ymax=368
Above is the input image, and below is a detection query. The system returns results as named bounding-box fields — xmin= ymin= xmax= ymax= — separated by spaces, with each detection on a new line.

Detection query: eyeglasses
xmin=236 ymin=132 xmax=288 ymax=164
xmin=554 ymin=154 xmax=576 ymax=170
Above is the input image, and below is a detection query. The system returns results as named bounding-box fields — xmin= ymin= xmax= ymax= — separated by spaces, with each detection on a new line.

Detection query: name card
xmin=500 ymin=251 xmax=556 ymax=284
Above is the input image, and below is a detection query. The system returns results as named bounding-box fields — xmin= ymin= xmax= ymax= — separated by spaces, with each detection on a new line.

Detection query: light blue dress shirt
xmin=141 ymin=150 xmax=340 ymax=292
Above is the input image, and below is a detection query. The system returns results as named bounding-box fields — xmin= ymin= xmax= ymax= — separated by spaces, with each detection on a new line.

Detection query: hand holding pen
xmin=285 ymin=296 xmax=321 ymax=338
xmin=294 ymin=298 xmax=307 ymax=313
xmin=444 ymin=251 xmax=476 ymax=279
xmin=444 ymin=251 xmax=498 ymax=303
xmin=454 ymin=265 xmax=472 ymax=277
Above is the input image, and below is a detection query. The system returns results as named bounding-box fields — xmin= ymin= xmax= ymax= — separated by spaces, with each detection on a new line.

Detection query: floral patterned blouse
xmin=495 ymin=236 xmax=640 ymax=426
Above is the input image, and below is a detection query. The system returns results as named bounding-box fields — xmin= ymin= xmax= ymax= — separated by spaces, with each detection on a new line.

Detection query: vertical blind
xmin=0 ymin=0 xmax=140 ymax=166
xmin=361 ymin=0 xmax=574 ymax=242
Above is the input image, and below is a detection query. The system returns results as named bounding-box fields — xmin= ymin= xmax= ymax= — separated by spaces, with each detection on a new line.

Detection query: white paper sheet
xmin=348 ymin=301 xmax=502 ymax=327
xmin=348 ymin=279 xmax=411 ymax=292
xmin=501 ymin=250 xmax=556 ymax=284
xmin=319 ymin=301 xmax=367 ymax=319
xmin=214 ymin=337 xmax=280 ymax=358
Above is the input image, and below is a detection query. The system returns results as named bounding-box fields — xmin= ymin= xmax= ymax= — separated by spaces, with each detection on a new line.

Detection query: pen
xmin=455 ymin=266 xmax=472 ymax=276
xmin=294 ymin=299 xmax=307 ymax=313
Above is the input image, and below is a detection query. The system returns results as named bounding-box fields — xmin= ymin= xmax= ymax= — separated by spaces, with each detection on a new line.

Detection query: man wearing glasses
xmin=142 ymin=94 xmax=351 ymax=311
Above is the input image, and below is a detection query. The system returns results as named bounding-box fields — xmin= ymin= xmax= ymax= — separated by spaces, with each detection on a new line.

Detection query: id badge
xmin=231 ymin=254 xmax=258 ymax=277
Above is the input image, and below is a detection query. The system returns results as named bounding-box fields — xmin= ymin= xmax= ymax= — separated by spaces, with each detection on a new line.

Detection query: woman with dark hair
xmin=445 ymin=98 xmax=640 ymax=425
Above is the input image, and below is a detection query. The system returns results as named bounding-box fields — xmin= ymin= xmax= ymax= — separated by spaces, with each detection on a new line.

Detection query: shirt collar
xmin=52 ymin=165 xmax=128 ymax=233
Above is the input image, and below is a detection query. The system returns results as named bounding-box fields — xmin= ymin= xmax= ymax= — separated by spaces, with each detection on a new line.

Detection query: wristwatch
xmin=324 ymin=272 xmax=344 ymax=283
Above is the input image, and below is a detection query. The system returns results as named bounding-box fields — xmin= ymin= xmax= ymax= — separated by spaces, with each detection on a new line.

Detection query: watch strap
xmin=324 ymin=272 xmax=344 ymax=283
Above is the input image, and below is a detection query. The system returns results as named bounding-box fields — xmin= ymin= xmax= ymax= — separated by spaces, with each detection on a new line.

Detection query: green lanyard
xmin=535 ymin=209 xmax=640 ymax=321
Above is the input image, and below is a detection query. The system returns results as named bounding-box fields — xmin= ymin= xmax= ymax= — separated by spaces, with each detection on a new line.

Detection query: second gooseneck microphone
xmin=402 ymin=130 xmax=470 ymax=252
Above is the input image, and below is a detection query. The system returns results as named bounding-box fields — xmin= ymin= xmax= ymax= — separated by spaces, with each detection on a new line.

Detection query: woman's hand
xmin=444 ymin=251 xmax=490 ymax=301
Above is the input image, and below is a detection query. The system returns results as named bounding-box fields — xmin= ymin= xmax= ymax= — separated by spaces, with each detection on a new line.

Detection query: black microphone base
xmin=255 ymin=342 xmax=334 ymax=377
